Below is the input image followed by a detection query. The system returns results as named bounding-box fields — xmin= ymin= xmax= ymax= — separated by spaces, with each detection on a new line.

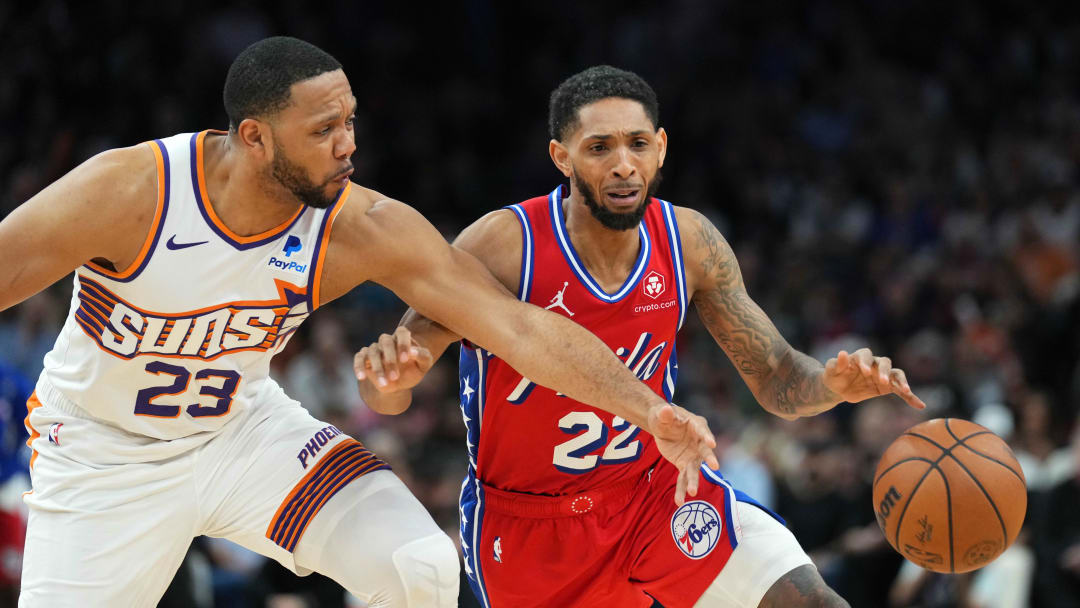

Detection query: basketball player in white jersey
xmin=0 ymin=39 xmax=722 ymax=607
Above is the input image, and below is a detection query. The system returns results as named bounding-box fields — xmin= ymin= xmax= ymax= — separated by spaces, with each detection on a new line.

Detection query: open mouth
xmin=604 ymin=188 xmax=641 ymax=207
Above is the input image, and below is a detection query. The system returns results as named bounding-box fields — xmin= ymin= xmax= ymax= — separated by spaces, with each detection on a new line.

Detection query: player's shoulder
xmin=57 ymin=143 xmax=159 ymax=221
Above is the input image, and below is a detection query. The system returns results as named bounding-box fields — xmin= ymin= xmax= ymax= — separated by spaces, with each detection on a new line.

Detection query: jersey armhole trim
xmin=82 ymin=139 xmax=170 ymax=282
xmin=309 ymin=182 xmax=352 ymax=309
xmin=504 ymin=204 xmax=533 ymax=301
xmin=660 ymin=200 xmax=688 ymax=329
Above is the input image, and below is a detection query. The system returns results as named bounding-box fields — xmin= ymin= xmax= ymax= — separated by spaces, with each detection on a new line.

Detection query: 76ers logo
xmin=671 ymin=500 xmax=721 ymax=559
xmin=643 ymin=271 xmax=665 ymax=299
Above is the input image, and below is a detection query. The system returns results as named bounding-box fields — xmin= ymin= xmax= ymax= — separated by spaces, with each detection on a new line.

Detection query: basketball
xmin=872 ymin=418 xmax=1027 ymax=573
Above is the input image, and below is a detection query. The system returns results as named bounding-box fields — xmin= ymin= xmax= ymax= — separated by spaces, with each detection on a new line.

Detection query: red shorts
xmin=461 ymin=463 xmax=744 ymax=608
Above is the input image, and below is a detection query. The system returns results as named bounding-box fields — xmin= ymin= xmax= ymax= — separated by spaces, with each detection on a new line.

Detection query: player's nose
xmin=611 ymin=147 xmax=635 ymax=179
xmin=333 ymin=129 xmax=356 ymax=159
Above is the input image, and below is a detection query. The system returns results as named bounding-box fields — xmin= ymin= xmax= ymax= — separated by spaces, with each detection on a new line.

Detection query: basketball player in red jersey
xmin=355 ymin=66 xmax=926 ymax=607
xmin=0 ymin=42 xmax=722 ymax=607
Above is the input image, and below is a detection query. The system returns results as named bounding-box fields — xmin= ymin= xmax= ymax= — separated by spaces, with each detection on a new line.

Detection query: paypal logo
xmin=283 ymin=235 xmax=302 ymax=257
xmin=268 ymin=257 xmax=307 ymax=273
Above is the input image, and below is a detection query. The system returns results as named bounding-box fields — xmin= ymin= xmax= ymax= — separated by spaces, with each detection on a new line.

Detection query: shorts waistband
xmin=481 ymin=472 xmax=645 ymax=518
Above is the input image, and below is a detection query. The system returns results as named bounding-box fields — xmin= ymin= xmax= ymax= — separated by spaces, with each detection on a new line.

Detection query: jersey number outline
xmin=134 ymin=361 xmax=241 ymax=418
xmin=552 ymin=411 xmax=642 ymax=473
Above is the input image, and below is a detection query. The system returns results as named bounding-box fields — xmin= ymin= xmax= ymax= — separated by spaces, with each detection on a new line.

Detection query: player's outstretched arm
xmin=0 ymin=145 xmax=158 ymax=312
xmin=339 ymin=197 xmax=718 ymax=503
xmin=678 ymin=207 xmax=925 ymax=420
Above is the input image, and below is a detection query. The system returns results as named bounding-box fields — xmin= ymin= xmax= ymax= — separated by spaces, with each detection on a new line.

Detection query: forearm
xmin=758 ymin=346 xmax=841 ymax=420
xmin=498 ymin=305 xmax=667 ymax=429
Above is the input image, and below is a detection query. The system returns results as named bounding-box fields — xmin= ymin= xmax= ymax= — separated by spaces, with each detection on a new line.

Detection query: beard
xmin=270 ymin=143 xmax=347 ymax=209
xmin=573 ymin=167 xmax=663 ymax=231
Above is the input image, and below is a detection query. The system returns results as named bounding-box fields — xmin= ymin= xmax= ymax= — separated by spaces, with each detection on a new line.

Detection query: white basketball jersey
xmin=42 ymin=130 xmax=349 ymax=439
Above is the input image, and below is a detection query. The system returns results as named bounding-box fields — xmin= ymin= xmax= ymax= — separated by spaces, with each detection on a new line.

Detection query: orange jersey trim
xmin=195 ymin=130 xmax=305 ymax=244
xmin=84 ymin=141 xmax=167 ymax=279
xmin=311 ymin=182 xmax=350 ymax=309
xmin=24 ymin=392 xmax=42 ymax=469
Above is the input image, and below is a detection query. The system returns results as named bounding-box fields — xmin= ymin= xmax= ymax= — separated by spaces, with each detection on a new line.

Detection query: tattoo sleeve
xmin=689 ymin=213 xmax=839 ymax=419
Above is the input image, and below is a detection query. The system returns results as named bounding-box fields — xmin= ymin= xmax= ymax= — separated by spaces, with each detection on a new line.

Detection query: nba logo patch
xmin=48 ymin=423 xmax=63 ymax=446
xmin=493 ymin=537 xmax=503 ymax=563
xmin=671 ymin=500 xmax=721 ymax=559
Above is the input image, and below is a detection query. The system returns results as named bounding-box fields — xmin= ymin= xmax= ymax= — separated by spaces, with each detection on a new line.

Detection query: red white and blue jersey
xmin=41 ymin=131 xmax=349 ymax=440
xmin=458 ymin=185 xmax=688 ymax=496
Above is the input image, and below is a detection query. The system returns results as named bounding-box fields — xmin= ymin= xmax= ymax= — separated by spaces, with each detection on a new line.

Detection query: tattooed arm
xmin=679 ymin=208 xmax=837 ymax=420
xmin=678 ymin=208 xmax=924 ymax=419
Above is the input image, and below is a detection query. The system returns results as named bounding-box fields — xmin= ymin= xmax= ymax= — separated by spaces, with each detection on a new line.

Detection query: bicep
xmin=365 ymin=202 xmax=525 ymax=355
xmin=683 ymin=207 xmax=789 ymax=385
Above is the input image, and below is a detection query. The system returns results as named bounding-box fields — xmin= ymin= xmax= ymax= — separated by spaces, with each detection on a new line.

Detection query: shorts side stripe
xmin=23 ymin=392 xmax=42 ymax=470
xmin=266 ymin=439 xmax=390 ymax=551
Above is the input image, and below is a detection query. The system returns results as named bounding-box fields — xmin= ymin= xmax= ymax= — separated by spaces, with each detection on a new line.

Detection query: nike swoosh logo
xmin=166 ymin=235 xmax=209 ymax=250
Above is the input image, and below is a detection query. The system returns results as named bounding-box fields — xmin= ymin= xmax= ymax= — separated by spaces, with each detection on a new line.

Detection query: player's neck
xmin=563 ymin=191 xmax=642 ymax=290
xmin=202 ymin=133 xmax=305 ymax=236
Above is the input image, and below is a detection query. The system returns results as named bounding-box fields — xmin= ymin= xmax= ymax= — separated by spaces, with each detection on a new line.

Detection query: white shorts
xmin=20 ymin=376 xmax=400 ymax=606
xmin=695 ymin=501 xmax=815 ymax=607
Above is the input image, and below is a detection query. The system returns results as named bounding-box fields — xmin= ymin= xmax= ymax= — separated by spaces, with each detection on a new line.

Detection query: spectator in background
xmin=1034 ymin=425 xmax=1080 ymax=607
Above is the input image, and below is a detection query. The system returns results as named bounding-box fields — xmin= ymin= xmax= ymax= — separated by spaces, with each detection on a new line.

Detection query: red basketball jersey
xmin=457 ymin=185 xmax=688 ymax=496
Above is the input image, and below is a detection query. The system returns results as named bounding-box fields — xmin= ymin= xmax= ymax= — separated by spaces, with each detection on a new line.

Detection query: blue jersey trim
xmin=659 ymin=200 xmax=688 ymax=329
xmin=547 ymin=187 xmax=651 ymax=303
xmin=701 ymin=466 xmax=786 ymax=527
xmin=504 ymin=204 xmax=534 ymax=301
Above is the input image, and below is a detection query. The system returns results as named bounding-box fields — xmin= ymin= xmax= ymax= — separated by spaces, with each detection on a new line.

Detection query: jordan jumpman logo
xmin=545 ymin=282 xmax=575 ymax=317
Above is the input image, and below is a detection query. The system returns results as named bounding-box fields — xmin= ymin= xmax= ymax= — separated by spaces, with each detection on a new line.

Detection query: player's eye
xmin=590 ymin=144 xmax=606 ymax=153
xmin=633 ymin=139 xmax=648 ymax=148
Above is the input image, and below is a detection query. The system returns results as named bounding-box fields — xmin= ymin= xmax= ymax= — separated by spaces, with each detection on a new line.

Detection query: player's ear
xmin=549 ymin=139 xmax=572 ymax=178
xmin=235 ymin=118 xmax=271 ymax=158
xmin=656 ymin=127 xmax=667 ymax=168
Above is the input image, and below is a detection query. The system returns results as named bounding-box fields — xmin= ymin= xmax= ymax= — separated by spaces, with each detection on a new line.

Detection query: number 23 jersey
xmin=459 ymin=185 xmax=689 ymax=495
xmin=41 ymin=131 xmax=348 ymax=440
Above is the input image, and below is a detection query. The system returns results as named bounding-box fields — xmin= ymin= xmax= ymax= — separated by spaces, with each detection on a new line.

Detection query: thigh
xmin=198 ymin=382 xmax=391 ymax=572
xmin=629 ymin=465 xmax=744 ymax=608
xmin=692 ymin=502 xmax=814 ymax=608
xmin=21 ymin=398 xmax=197 ymax=607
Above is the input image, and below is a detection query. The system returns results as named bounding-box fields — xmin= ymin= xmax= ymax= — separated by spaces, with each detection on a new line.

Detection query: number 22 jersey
xmin=458 ymin=185 xmax=689 ymax=496
xmin=40 ymin=131 xmax=348 ymax=440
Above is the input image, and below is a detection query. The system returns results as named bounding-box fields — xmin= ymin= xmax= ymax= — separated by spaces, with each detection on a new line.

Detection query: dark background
xmin=2 ymin=1 xmax=1080 ymax=606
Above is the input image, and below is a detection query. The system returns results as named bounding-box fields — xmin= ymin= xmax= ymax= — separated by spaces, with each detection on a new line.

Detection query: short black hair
xmin=548 ymin=65 xmax=659 ymax=141
xmin=223 ymin=36 xmax=343 ymax=130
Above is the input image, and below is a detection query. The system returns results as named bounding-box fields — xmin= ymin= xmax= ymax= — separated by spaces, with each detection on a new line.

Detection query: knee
xmin=759 ymin=564 xmax=849 ymax=608
xmin=382 ymin=531 xmax=459 ymax=608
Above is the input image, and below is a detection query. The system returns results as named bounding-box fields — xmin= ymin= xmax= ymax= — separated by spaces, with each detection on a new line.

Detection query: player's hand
xmin=353 ymin=326 xmax=434 ymax=392
xmin=823 ymin=348 xmax=926 ymax=410
xmin=647 ymin=403 xmax=721 ymax=506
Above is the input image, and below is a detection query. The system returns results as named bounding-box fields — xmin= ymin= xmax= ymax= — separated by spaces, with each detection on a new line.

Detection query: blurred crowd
xmin=2 ymin=0 xmax=1080 ymax=606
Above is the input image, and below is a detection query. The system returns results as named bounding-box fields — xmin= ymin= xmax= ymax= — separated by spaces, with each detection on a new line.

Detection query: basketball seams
xmin=942 ymin=419 xmax=1012 ymax=548
xmin=941 ymin=465 xmax=954 ymax=573
xmin=953 ymin=443 xmax=1025 ymax=483
xmin=892 ymin=452 xmax=948 ymax=556
xmin=874 ymin=457 xmax=936 ymax=486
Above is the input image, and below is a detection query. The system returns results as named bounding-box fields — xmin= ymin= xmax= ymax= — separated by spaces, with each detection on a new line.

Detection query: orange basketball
xmin=872 ymin=418 xmax=1027 ymax=573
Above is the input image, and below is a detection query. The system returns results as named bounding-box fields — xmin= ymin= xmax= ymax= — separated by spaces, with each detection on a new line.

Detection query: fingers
xmin=890 ymin=368 xmax=927 ymax=410
xmin=852 ymin=347 xmax=874 ymax=375
xmin=378 ymin=333 xmax=399 ymax=382
xmin=393 ymin=326 xmax=416 ymax=363
xmin=674 ymin=465 xmax=688 ymax=506
xmin=686 ymin=462 xmax=700 ymax=499
xmin=871 ymin=356 xmax=892 ymax=394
